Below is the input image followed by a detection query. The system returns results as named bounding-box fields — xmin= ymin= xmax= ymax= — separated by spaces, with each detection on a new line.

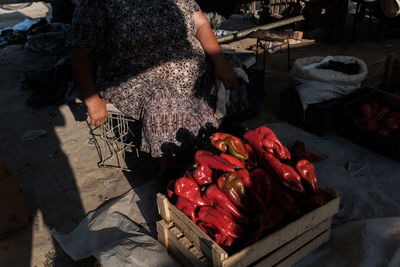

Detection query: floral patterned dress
xmin=69 ymin=0 xmax=248 ymax=157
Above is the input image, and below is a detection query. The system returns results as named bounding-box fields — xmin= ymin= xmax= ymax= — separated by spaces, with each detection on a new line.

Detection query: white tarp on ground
xmin=266 ymin=122 xmax=400 ymax=266
xmin=52 ymin=180 xmax=178 ymax=267
xmin=54 ymin=122 xmax=400 ymax=266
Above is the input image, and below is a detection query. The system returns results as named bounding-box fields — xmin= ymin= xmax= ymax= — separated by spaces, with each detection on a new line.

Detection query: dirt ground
xmin=0 ymin=2 xmax=400 ymax=267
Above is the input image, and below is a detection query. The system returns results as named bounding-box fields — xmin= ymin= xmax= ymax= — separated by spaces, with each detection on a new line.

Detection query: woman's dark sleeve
xmin=67 ymin=0 xmax=107 ymax=48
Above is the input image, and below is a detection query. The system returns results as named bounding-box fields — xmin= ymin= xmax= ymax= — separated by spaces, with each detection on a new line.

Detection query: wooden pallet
xmin=157 ymin=189 xmax=340 ymax=267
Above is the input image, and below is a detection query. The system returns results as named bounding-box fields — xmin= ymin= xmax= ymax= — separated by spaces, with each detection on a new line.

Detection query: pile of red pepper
xmin=167 ymin=126 xmax=327 ymax=251
xmin=357 ymin=102 xmax=400 ymax=136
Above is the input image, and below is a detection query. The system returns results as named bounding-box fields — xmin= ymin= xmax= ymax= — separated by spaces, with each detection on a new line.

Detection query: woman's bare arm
xmin=193 ymin=11 xmax=238 ymax=88
xmin=71 ymin=47 xmax=107 ymax=126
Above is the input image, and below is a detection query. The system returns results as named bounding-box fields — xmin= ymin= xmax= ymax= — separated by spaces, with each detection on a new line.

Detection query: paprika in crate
xmin=194 ymin=150 xmax=235 ymax=172
xmin=211 ymin=133 xmax=248 ymax=160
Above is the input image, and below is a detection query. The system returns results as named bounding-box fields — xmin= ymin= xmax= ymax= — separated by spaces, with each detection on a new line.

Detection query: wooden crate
xmin=157 ymin=189 xmax=340 ymax=267
xmin=363 ymin=53 xmax=400 ymax=91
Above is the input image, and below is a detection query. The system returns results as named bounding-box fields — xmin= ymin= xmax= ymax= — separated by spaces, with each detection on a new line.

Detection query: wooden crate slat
xmin=253 ymin=218 xmax=332 ymax=267
xmin=157 ymin=193 xmax=227 ymax=262
xmin=168 ymin=237 xmax=197 ymax=267
xmin=157 ymin=193 xmax=171 ymax=221
xmin=366 ymin=54 xmax=400 ymax=91
xmin=275 ymin=229 xmax=331 ymax=267
xmin=157 ymin=219 xmax=170 ymax=248
xmin=368 ymin=60 xmax=386 ymax=72
xmin=157 ymin=220 xmax=208 ymax=266
xmin=363 ymin=72 xmax=385 ymax=88
xmin=221 ymin=196 xmax=339 ymax=267
xmin=170 ymin=226 xmax=184 ymax=239
xmin=170 ymin=207 xmax=217 ymax=258
xmin=189 ymin=246 xmax=208 ymax=264
xmin=384 ymin=53 xmax=396 ymax=89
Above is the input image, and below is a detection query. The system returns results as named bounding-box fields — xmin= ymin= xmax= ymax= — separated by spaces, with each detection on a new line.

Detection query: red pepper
xmin=167 ymin=180 xmax=175 ymax=199
xmin=296 ymin=160 xmax=320 ymax=194
xmin=217 ymin=172 xmax=250 ymax=214
xmin=244 ymin=143 xmax=258 ymax=168
xmin=261 ymin=152 xmax=306 ymax=194
xmin=174 ymin=177 xmax=207 ymax=206
xmin=198 ymin=206 xmax=244 ymax=238
xmin=220 ymin=153 xmax=245 ymax=169
xmin=280 ymin=163 xmax=306 ymax=194
xmin=309 ymin=191 xmax=326 ymax=206
xmin=203 ymin=184 xmax=248 ymax=224
xmin=193 ymin=165 xmax=213 ymax=185
xmin=292 ymin=140 xmax=324 ymax=162
xmin=175 ymin=196 xmax=197 ymax=223
xmin=249 ymin=168 xmax=273 ymax=208
xmin=241 ymin=214 xmax=264 ymax=247
xmin=271 ymin=180 xmax=299 ymax=218
xmin=198 ymin=222 xmax=234 ymax=248
xmin=211 ymin=133 xmax=248 ymax=160
xmin=299 ymin=191 xmax=327 ymax=214
xmin=194 ymin=150 xmax=235 ymax=172
xmin=262 ymin=205 xmax=286 ymax=231
xmin=243 ymin=126 xmax=291 ymax=160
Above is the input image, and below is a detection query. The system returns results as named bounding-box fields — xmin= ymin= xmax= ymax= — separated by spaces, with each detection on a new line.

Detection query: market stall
xmin=53 ymin=122 xmax=400 ymax=266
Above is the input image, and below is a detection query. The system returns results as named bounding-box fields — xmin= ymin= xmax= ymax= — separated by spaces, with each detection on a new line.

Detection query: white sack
xmin=291 ymin=56 xmax=368 ymax=109
xmin=382 ymin=0 xmax=400 ymax=17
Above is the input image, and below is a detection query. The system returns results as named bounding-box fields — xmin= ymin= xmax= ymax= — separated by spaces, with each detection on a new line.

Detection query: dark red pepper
xmin=220 ymin=153 xmax=246 ymax=169
xmin=174 ymin=177 xmax=207 ymax=206
xmin=296 ymin=159 xmax=320 ymax=194
xmin=262 ymin=205 xmax=286 ymax=231
xmin=299 ymin=191 xmax=327 ymax=214
xmin=175 ymin=196 xmax=197 ymax=223
xmin=241 ymin=214 xmax=264 ymax=247
xmin=211 ymin=133 xmax=248 ymax=160
xmin=261 ymin=152 xmax=306 ymax=194
xmin=292 ymin=140 xmax=324 ymax=162
xmin=244 ymin=143 xmax=258 ymax=168
xmin=309 ymin=191 xmax=326 ymax=206
xmin=280 ymin=162 xmax=306 ymax=194
xmin=193 ymin=165 xmax=213 ymax=185
xmin=167 ymin=180 xmax=175 ymax=199
xmin=271 ymin=181 xmax=299 ymax=218
xmin=198 ymin=222 xmax=234 ymax=248
xmin=194 ymin=150 xmax=235 ymax=172
xmin=249 ymin=168 xmax=273 ymax=208
xmin=198 ymin=206 xmax=244 ymax=238
xmin=217 ymin=172 xmax=250 ymax=214
xmin=243 ymin=126 xmax=291 ymax=160
xmin=203 ymin=184 xmax=248 ymax=224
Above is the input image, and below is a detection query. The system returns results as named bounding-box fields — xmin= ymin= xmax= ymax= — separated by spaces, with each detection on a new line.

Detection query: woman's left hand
xmin=213 ymin=59 xmax=238 ymax=89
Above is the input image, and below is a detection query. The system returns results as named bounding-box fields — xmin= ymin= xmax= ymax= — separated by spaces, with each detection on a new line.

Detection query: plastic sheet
xmin=266 ymin=122 xmax=400 ymax=266
xmin=53 ymin=180 xmax=178 ymax=267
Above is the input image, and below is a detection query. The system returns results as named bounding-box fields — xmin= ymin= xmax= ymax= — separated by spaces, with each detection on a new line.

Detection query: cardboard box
xmin=0 ymin=158 xmax=30 ymax=239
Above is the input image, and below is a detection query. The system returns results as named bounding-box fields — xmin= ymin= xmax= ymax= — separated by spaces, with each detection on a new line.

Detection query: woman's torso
xmin=95 ymin=0 xmax=206 ymax=96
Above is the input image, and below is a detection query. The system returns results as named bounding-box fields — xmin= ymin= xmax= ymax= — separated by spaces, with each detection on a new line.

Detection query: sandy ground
xmin=0 ymin=2 xmax=399 ymax=267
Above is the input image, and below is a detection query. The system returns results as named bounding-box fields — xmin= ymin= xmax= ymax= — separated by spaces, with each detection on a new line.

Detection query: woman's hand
xmin=85 ymin=95 xmax=108 ymax=126
xmin=213 ymin=59 xmax=238 ymax=89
